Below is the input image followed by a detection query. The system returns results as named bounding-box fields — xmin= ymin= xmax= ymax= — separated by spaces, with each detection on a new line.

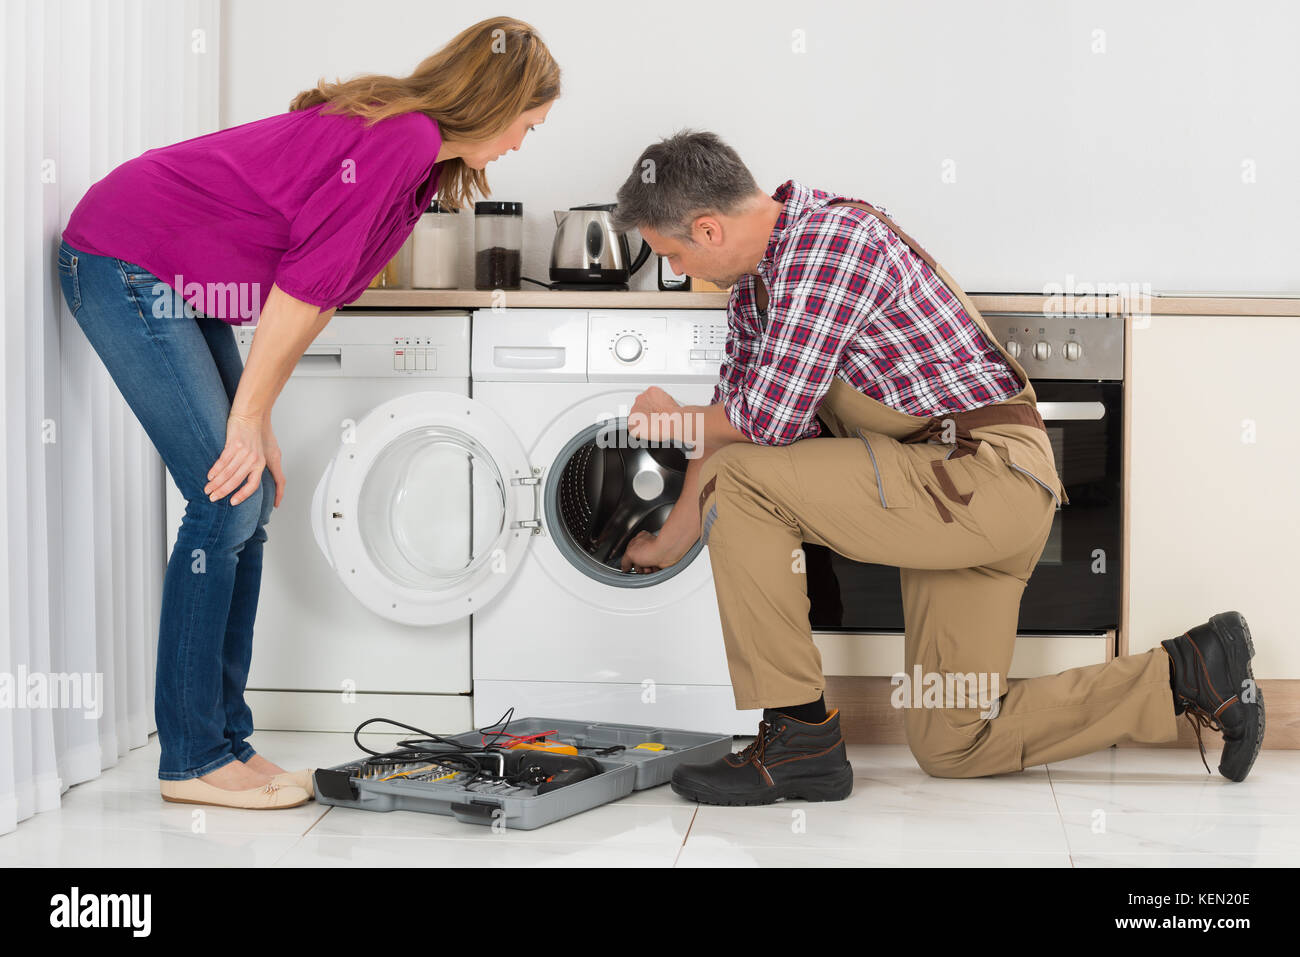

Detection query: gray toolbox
xmin=312 ymin=718 xmax=734 ymax=830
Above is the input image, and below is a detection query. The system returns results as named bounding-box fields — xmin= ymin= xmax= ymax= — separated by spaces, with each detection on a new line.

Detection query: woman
xmin=56 ymin=16 xmax=560 ymax=809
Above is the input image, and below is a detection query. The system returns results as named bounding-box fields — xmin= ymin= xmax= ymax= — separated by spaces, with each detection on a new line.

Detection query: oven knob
xmin=1005 ymin=339 xmax=1021 ymax=359
xmin=614 ymin=334 xmax=643 ymax=362
xmin=1033 ymin=341 xmax=1052 ymax=361
xmin=1063 ymin=341 xmax=1082 ymax=361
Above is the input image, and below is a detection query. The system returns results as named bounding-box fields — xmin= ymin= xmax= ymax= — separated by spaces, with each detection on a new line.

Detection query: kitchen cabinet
xmin=1126 ymin=313 xmax=1299 ymax=678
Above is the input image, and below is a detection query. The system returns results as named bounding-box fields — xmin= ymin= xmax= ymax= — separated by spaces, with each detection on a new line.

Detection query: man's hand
xmin=628 ymin=386 xmax=684 ymax=443
xmin=618 ymin=396 xmax=750 ymax=577
xmin=620 ymin=525 xmax=698 ymax=574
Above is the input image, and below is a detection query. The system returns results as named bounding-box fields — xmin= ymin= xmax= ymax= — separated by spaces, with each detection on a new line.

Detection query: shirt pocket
xmin=855 ymin=428 xmax=917 ymax=509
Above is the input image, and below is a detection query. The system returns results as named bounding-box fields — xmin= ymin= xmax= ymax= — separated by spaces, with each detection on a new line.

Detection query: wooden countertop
xmin=344 ymin=288 xmax=1300 ymax=317
xmin=346 ymin=289 xmax=732 ymax=310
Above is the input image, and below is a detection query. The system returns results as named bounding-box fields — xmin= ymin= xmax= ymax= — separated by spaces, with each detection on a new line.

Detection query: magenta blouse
xmin=62 ymin=103 xmax=443 ymax=322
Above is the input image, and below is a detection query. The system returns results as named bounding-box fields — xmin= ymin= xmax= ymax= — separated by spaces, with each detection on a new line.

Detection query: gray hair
xmin=612 ymin=129 xmax=762 ymax=240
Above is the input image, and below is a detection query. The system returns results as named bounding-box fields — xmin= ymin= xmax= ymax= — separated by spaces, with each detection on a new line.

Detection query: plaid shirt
xmin=712 ymin=180 xmax=1023 ymax=446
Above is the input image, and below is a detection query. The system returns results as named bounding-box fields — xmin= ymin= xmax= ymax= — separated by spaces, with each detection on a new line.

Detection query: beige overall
xmin=697 ymin=201 xmax=1178 ymax=777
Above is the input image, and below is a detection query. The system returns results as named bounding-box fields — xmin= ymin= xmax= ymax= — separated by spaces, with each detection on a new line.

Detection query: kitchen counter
xmin=344 ymin=289 xmax=1300 ymax=316
xmin=345 ymin=289 xmax=732 ymax=310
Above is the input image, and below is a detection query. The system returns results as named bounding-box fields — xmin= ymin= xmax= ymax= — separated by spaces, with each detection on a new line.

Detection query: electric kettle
xmin=549 ymin=203 xmax=652 ymax=289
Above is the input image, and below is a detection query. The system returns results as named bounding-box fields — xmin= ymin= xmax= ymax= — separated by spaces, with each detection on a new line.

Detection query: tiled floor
xmin=3 ymin=731 xmax=1297 ymax=867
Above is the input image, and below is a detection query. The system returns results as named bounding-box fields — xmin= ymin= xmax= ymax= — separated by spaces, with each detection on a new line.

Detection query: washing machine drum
xmin=553 ymin=430 xmax=688 ymax=571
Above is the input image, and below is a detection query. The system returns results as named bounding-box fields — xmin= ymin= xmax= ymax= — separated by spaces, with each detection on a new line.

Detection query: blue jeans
xmin=56 ymin=238 xmax=274 ymax=780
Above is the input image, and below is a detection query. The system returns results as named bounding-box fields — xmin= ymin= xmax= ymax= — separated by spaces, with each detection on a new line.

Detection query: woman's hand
xmin=262 ymin=418 xmax=287 ymax=508
xmin=204 ymin=412 xmax=283 ymax=508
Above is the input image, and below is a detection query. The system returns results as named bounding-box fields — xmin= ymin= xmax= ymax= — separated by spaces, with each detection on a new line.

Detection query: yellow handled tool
xmin=508 ymin=740 xmax=578 ymax=755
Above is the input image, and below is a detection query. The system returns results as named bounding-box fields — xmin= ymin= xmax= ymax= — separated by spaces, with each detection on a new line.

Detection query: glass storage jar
xmin=410 ymin=200 xmax=460 ymax=289
xmin=474 ymin=201 xmax=522 ymax=290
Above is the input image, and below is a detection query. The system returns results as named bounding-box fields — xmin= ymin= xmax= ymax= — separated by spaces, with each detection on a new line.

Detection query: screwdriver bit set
xmin=313 ymin=715 xmax=733 ymax=830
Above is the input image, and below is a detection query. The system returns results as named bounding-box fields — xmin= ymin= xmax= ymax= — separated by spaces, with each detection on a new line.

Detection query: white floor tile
xmin=1050 ymin=776 xmax=1300 ymax=816
xmin=1048 ymin=745 xmax=1300 ymax=821
xmin=854 ymin=767 xmax=1060 ymax=814
xmin=676 ymin=842 xmax=1072 ymax=867
xmin=1070 ymin=852 xmax=1299 ymax=868
xmin=273 ymin=834 xmax=679 ymax=868
xmin=1048 ymin=744 xmax=1300 ymax=781
xmin=688 ymin=801 xmax=1069 ymax=853
xmin=34 ymin=784 xmax=328 ymax=836
xmin=10 ymin=731 xmax=1296 ymax=868
xmin=1059 ymin=808 xmax=1300 ymax=859
xmin=309 ymin=800 xmax=695 ymax=845
xmin=0 ymin=815 xmax=300 ymax=867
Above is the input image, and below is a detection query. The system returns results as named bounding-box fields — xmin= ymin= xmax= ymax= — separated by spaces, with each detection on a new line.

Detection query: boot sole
xmin=670 ymin=764 xmax=854 ymax=806
xmin=1209 ymin=610 xmax=1265 ymax=782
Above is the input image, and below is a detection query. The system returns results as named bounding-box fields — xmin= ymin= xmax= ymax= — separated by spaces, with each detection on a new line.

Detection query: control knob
xmin=614 ymin=334 xmax=643 ymax=363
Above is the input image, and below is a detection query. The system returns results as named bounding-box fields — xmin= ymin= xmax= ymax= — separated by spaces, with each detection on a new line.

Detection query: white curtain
xmin=0 ymin=0 xmax=220 ymax=835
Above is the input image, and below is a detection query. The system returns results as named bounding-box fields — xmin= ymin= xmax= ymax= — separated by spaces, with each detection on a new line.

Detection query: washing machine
xmin=302 ymin=307 xmax=758 ymax=736
xmin=164 ymin=311 xmax=475 ymax=732
xmin=465 ymin=309 xmax=758 ymax=735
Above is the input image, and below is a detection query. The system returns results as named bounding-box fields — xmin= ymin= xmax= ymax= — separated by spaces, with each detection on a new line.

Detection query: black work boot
xmin=1160 ymin=610 xmax=1265 ymax=782
xmin=670 ymin=709 xmax=854 ymax=805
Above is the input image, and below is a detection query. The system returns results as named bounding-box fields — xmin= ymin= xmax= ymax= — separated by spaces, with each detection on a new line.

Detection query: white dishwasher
xmin=164 ymin=310 xmax=474 ymax=732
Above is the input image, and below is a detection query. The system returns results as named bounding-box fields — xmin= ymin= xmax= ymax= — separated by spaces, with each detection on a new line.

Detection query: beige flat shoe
xmin=160 ymin=777 xmax=310 ymax=809
xmin=271 ymin=769 xmax=316 ymax=798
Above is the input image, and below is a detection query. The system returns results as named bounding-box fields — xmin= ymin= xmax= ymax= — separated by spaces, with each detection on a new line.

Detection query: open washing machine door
xmin=311 ymin=392 xmax=534 ymax=626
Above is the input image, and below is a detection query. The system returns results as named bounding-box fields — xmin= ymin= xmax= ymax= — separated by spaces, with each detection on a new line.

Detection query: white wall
xmin=221 ymin=0 xmax=1300 ymax=294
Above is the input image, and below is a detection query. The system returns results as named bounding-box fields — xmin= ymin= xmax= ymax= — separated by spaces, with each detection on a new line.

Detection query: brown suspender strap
xmin=824 ymin=198 xmax=1047 ymax=446
xmin=825 ymin=199 xmax=1007 ymax=371
xmin=825 ymin=199 xmax=943 ymax=276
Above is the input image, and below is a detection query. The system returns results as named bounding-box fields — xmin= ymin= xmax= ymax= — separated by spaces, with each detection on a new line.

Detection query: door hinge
xmin=510 ymin=469 xmax=543 ymax=534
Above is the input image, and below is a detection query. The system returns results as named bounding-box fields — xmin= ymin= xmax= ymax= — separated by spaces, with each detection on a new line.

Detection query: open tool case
xmin=313 ymin=717 xmax=733 ymax=830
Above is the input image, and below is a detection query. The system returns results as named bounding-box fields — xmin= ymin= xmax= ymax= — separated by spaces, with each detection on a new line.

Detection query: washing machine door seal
xmin=311 ymin=391 xmax=534 ymax=626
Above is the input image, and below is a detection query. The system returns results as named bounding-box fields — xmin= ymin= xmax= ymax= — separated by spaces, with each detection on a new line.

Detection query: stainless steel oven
xmin=807 ymin=310 xmax=1123 ymax=639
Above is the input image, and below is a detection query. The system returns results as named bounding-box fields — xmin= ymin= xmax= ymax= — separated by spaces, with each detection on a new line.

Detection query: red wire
xmin=482 ymin=729 xmax=558 ymax=748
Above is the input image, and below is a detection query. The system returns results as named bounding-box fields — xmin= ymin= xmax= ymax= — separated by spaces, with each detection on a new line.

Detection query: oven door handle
xmin=1035 ymin=401 xmax=1107 ymax=421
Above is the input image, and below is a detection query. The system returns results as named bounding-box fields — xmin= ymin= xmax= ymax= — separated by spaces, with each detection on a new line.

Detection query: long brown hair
xmin=290 ymin=16 xmax=560 ymax=210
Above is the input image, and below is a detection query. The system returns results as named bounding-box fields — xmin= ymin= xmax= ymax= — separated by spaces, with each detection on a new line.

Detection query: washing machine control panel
xmin=589 ymin=310 xmax=729 ymax=382
xmin=391 ymin=336 xmax=438 ymax=372
xmin=234 ymin=313 xmax=470 ymax=378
